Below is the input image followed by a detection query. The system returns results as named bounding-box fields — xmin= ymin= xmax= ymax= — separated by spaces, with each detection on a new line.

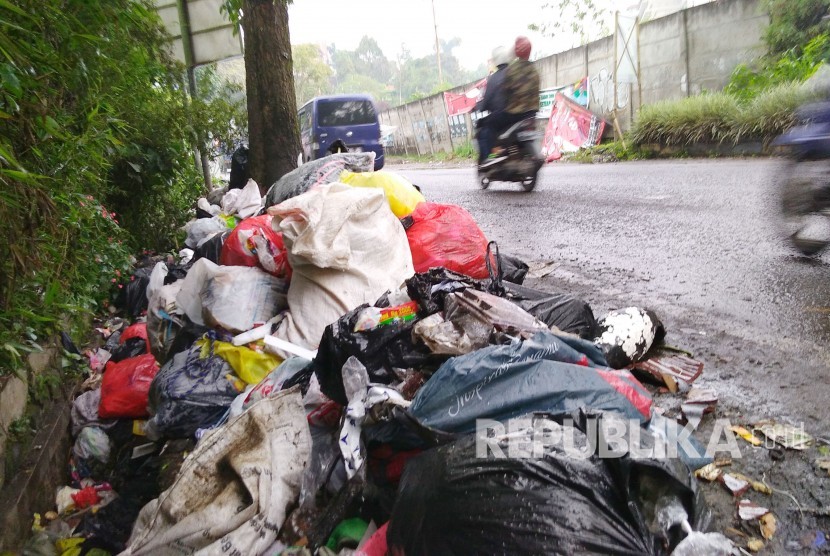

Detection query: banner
xmin=538 ymin=77 xmax=589 ymax=119
xmin=443 ymin=79 xmax=487 ymax=116
xmin=541 ymin=93 xmax=606 ymax=162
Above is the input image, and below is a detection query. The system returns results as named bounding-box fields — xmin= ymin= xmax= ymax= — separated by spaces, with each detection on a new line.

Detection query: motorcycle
xmin=774 ymin=100 xmax=830 ymax=256
xmin=477 ymin=117 xmax=544 ymax=192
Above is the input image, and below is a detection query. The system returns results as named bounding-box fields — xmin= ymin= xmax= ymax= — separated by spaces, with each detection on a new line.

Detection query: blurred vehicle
xmin=774 ymin=99 xmax=830 ymax=256
xmin=298 ymin=94 xmax=384 ymax=171
xmin=477 ymin=116 xmax=544 ymax=192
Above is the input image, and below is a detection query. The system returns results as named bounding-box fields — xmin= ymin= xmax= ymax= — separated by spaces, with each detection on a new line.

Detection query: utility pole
xmin=431 ymin=0 xmax=443 ymax=85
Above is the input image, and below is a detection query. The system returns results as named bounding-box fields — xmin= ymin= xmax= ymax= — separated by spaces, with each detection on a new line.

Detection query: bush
xmin=725 ymin=34 xmax=829 ymax=102
xmin=0 ymin=1 xmax=246 ymax=378
xmin=630 ymin=93 xmax=741 ymax=146
xmin=763 ymin=0 xmax=830 ymax=56
xmin=631 ymin=81 xmax=822 ymax=148
xmin=735 ymin=82 xmax=819 ymax=141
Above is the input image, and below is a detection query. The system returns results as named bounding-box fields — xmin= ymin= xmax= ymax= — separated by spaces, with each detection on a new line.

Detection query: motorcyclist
xmin=484 ymin=35 xmax=541 ymax=154
xmin=474 ymin=46 xmax=513 ymax=165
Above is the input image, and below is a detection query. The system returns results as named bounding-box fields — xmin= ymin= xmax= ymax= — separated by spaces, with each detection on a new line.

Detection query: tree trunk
xmin=242 ymin=0 xmax=300 ymax=193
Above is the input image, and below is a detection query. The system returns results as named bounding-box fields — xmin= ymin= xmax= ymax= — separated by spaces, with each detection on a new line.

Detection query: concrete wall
xmin=381 ymin=0 xmax=767 ymax=155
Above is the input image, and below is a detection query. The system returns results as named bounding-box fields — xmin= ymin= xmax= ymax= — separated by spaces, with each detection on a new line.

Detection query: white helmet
xmin=491 ymin=46 xmax=513 ymax=67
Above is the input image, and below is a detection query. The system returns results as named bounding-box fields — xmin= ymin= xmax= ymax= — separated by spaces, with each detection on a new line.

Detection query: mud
xmin=398 ymin=159 xmax=830 ymax=553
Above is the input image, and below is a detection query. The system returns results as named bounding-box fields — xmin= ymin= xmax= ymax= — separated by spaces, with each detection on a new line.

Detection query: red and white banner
xmin=541 ymin=92 xmax=605 ymax=162
xmin=443 ymin=79 xmax=487 ymax=116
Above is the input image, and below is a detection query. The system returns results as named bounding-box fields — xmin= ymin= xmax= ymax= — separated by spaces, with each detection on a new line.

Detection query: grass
xmin=566 ymin=140 xmax=648 ymax=163
xmin=630 ymin=93 xmax=742 ymax=146
xmin=386 ymin=140 xmax=476 ymax=165
xmin=631 ymin=82 xmax=821 ymax=148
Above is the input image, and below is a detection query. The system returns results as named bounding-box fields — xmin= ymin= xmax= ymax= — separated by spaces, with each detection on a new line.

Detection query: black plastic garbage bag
xmin=408 ymin=329 xmax=652 ymax=434
xmin=117 ymin=267 xmax=153 ymax=318
xmin=498 ymin=252 xmax=529 ymax=284
xmin=192 ymin=231 xmax=229 ymax=265
xmin=229 ymin=145 xmax=249 ymax=190
xmin=79 ymin=439 xmax=162 ymax=553
xmin=405 ymin=268 xmax=487 ymax=315
xmin=147 ymin=343 xmax=240 ymax=438
xmin=152 ymin=315 xmax=212 ymax=367
xmin=264 ymin=152 xmax=375 ymax=208
xmin=313 ymin=304 xmax=441 ymax=405
xmin=387 ymin=410 xmax=709 ymax=556
xmin=109 ymin=337 xmax=147 ymax=363
xmin=505 ymin=281 xmax=598 ymax=339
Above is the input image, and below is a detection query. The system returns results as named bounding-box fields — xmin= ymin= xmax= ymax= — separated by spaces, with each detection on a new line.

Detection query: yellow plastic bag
xmin=339 ymin=170 xmax=425 ymax=218
xmin=56 ymin=537 xmax=85 ymax=556
xmin=196 ymin=338 xmax=282 ymax=385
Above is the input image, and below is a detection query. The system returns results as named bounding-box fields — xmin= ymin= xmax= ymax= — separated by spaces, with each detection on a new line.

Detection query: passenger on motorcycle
xmin=479 ymin=36 xmax=541 ymax=166
xmin=474 ymin=46 xmax=513 ymax=165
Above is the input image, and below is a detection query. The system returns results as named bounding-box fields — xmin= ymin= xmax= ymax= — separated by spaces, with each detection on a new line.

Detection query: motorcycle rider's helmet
xmin=514 ymin=36 xmax=532 ymax=61
xmin=491 ymin=45 xmax=512 ymax=67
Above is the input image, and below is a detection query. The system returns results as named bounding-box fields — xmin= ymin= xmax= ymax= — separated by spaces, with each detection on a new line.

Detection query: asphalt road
xmin=393 ymin=158 xmax=830 ymax=549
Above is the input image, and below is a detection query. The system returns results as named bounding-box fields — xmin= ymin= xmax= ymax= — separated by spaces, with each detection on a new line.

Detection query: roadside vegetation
xmin=0 ymin=0 xmax=245 ymax=380
xmin=388 ymin=141 xmax=477 ymax=164
xmin=628 ymin=0 xmax=830 ymax=151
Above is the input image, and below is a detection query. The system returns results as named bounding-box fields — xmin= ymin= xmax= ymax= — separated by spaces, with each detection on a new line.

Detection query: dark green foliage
xmin=763 ymin=0 xmax=830 ymax=55
xmin=631 ymin=13 xmax=830 ymax=150
xmin=0 ymin=0 xmax=245 ymax=377
xmin=725 ymin=34 xmax=830 ymax=101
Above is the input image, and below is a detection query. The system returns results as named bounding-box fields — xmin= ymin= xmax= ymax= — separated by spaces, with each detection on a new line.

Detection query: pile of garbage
xmin=30 ymin=153 xmax=741 ymax=555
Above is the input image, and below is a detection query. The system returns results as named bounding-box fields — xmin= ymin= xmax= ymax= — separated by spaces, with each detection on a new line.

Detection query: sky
xmin=287 ymin=1 xmax=718 ymax=70
xmin=287 ymin=0 xmax=557 ymax=71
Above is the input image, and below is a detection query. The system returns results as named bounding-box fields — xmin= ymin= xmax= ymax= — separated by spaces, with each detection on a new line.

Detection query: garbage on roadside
xmin=339 ymin=170 xmax=424 ymax=217
xmin=760 ymin=512 xmax=777 ymax=540
xmin=221 ymin=177 xmax=262 ymax=219
xmin=264 ymin=152 xmax=376 ymax=208
xmin=176 ymin=258 xmax=287 ymax=333
xmin=99 ymin=354 xmax=159 ymax=419
xmin=594 ymin=307 xmax=665 ymax=368
xmin=404 ymin=201 xmax=490 ymax=279
xmin=730 ymin=425 xmax=763 ymax=446
xmin=680 ymin=387 xmax=718 ymax=430
xmin=753 ymin=420 xmax=814 ymax=450
xmin=267 ymin=182 xmax=414 ymax=348
xmin=220 ymin=213 xmax=292 ymax=278
xmin=720 ymin=472 xmax=771 ymax=496
xmin=124 ymin=390 xmax=310 ymax=555
xmin=146 ymin=343 xmax=242 ymax=439
xmin=628 ymin=352 xmax=704 ymax=392
xmin=739 ymin=500 xmax=770 ymax=520
xmin=387 ymin=411 xmax=711 ymax=555
xmin=35 ymin=156 xmax=746 ymax=555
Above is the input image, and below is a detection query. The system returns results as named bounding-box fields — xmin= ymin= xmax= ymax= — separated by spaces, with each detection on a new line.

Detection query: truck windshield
xmin=318 ymin=100 xmax=376 ymax=127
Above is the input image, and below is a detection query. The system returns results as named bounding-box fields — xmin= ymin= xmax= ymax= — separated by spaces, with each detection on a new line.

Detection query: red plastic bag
xmin=355 ymin=522 xmax=388 ymax=556
xmin=405 ymin=202 xmax=489 ymax=279
xmin=220 ymin=214 xmax=292 ymax=279
xmin=120 ymin=322 xmax=150 ymax=352
xmin=99 ymin=354 xmax=159 ymax=419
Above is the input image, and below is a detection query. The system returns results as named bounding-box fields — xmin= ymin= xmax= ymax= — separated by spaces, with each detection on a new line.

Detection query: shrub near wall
xmin=630 ymin=83 xmax=817 ymax=147
xmin=0 ymin=0 xmax=245 ymax=378
xmin=631 ymin=31 xmax=828 ymax=150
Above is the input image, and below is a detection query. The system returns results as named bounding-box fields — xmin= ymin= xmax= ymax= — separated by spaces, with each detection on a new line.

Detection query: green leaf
xmin=43 ymin=279 xmax=60 ymax=306
xmin=0 ymin=0 xmax=30 ymax=18
xmin=3 ymin=342 xmax=20 ymax=358
xmin=0 ymin=63 xmax=21 ymax=96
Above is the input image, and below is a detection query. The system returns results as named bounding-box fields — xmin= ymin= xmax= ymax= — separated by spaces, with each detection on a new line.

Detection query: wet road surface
xmin=394 ymin=158 xmax=830 ymax=550
xmin=396 ymin=158 xmax=830 ymax=424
